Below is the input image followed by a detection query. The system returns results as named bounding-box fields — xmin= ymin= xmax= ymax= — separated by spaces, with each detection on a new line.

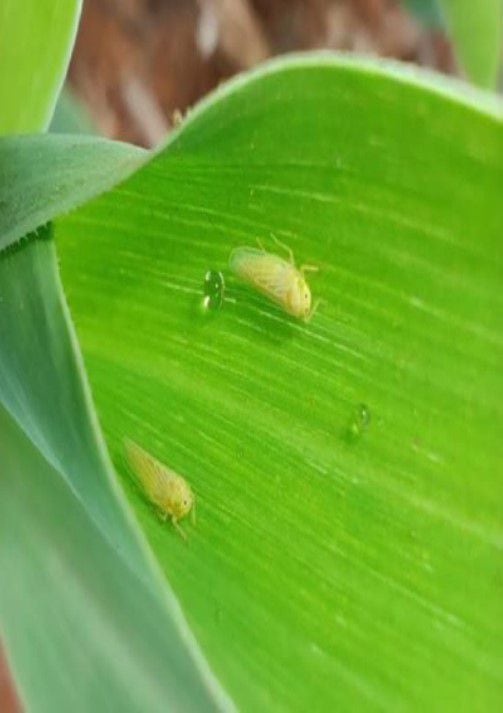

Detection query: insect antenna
xmin=171 ymin=516 xmax=188 ymax=541
xmin=300 ymin=264 xmax=318 ymax=275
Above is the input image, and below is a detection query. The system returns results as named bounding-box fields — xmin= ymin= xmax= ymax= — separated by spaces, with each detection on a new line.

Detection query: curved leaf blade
xmin=438 ymin=0 xmax=502 ymax=89
xmin=51 ymin=56 xmax=503 ymax=710
xmin=0 ymin=0 xmax=82 ymax=134
xmin=0 ymin=134 xmax=145 ymax=252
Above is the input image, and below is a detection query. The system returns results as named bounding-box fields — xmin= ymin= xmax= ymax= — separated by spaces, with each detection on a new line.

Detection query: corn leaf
xmin=1 ymin=55 xmax=502 ymax=710
xmin=0 ymin=0 xmax=82 ymax=133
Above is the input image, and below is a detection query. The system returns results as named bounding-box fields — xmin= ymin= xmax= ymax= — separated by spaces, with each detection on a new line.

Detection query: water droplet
xmin=200 ymin=269 xmax=225 ymax=313
xmin=345 ymin=403 xmax=370 ymax=443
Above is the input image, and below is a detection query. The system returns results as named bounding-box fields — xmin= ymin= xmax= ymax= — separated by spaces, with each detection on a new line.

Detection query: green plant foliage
xmin=0 ymin=0 xmax=82 ymax=134
xmin=50 ymin=87 xmax=96 ymax=135
xmin=1 ymin=55 xmax=502 ymax=710
xmin=438 ymin=0 xmax=502 ymax=88
xmin=0 ymin=134 xmax=144 ymax=251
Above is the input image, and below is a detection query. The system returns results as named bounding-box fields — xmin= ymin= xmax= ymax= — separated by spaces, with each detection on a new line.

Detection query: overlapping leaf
xmin=0 ymin=2 xmax=232 ymax=711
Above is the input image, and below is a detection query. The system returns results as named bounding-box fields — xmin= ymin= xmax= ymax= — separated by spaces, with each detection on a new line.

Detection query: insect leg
xmin=305 ymin=298 xmax=321 ymax=322
xmin=270 ymin=233 xmax=294 ymax=264
xmin=191 ymin=499 xmax=197 ymax=526
xmin=171 ymin=516 xmax=188 ymax=541
xmin=255 ymin=237 xmax=266 ymax=252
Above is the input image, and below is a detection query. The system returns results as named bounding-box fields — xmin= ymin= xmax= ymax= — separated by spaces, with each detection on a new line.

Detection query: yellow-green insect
xmin=229 ymin=238 xmax=318 ymax=320
xmin=124 ymin=438 xmax=195 ymax=540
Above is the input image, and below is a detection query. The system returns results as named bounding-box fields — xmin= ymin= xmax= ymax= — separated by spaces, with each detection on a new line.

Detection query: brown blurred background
xmin=1 ymin=1 xmax=456 ymax=710
xmin=67 ymin=0 xmax=455 ymax=146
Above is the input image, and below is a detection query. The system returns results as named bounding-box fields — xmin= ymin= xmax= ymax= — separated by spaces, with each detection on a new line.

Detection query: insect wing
xmin=125 ymin=438 xmax=167 ymax=501
xmin=231 ymin=248 xmax=292 ymax=303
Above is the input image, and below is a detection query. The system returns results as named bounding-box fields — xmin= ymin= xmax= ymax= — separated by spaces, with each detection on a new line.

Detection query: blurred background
xmin=61 ymin=0 xmax=457 ymax=147
xmin=0 ymin=1 xmax=467 ymax=711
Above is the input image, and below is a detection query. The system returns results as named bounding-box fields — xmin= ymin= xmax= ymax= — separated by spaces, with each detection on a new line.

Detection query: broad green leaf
xmin=0 ymin=0 xmax=82 ymax=134
xmin=438 ymin=0 xmax=502 ymax=88
xmin=56 ymin=56 xmax=502 ymax=709
xmin=2 ymin=55 xmax=503 ymax=709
